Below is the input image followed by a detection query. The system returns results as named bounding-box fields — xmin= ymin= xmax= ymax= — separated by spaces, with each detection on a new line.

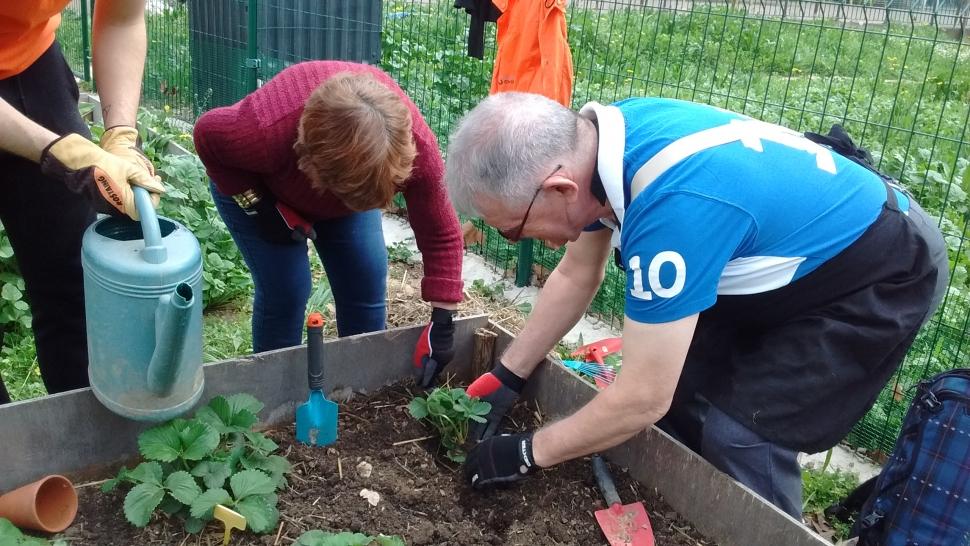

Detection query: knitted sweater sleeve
xmin=192 ymin=100 xmax=271 ymax=196
xmin=400 ymin=102 xmax=465 ymax=303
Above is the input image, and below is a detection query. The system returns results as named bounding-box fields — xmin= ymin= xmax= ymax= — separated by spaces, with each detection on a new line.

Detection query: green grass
xmin=802 ymin=464 xmax=860 ymax=541
xmin=0 ymin=333 xmax=44 ymax=401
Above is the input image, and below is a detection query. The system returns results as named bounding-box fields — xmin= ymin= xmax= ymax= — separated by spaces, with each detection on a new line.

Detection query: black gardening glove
xmin=242 ymin=194 xmax=316 ymax=244
xmin=466 ymin=361 xmax=525 ymax=442
xmin=412 ymin=307 xmax=456 ymax=388
xmin=464 ymin=432 xmax=538 ymax=490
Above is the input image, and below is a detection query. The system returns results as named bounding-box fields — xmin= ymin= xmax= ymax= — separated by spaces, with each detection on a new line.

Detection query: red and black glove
xmin=413 ymin=307 xmax=456 ymax=388
xmin=466 ymin=361 xmax=526 ymax=442
xmin=243 ymin=195 xmax=316 ymax=244
xmin=464 ymin=432 xmax=538 ymax=490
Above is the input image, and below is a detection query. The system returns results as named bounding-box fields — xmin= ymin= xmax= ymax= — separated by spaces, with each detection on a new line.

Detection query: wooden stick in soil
xmin=472 ymin=327 xmax=498 ymax=378
xmin=75 ymin=478 xmax=109 ymax=489
xmin=274 ymin=522 xmax=285 ymax=546
xmin=337 ymin=457 xmax=343 ymax=479
xmin=392 ymin=435 xmax=434 ymax=446
xmin=395 ymin=456 xmax=419 ymax=480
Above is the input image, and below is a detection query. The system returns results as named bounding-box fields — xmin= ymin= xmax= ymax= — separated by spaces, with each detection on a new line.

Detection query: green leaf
xmin=195 ymin=396 xmax=232 ymax=430
xmin=445 ymin=449 xmax=466 ymax=463
xmin=263 ymin=454 xmax=292 ymax=474
xmin=164 ymin=471 xmax=202 ymax=505
xmin=227 ymin=393 xmax=264 ymax=417
xmin=158 ymin=494 xmax=185 ymax=516
xmin=102 ymin=466 xmax=130 ymax=492
xmin=189 ymin=488 xmax=231 ymax=519
xmin=471 ymin=400 xmax=492 ymax=415
xmin=0 ymin=518 xmax=24 ymax=543
xmin=191 ymin=460 xmax=233 ymax=490
xmin=178 ymin=421 xmax=220 ymax=461
xmin=230 ymin=469 xmax=275 ymax=500
xmin=127 ymin=461 xmax=164 ymax=486
xmin=244 ymin=431 xmax=278 ymax=454
xmin=234 ymin=494 xmax=278 ymax=534
xmin=408 ymin=398 xmax=429 ymax=419
xmin=184 ymin=516 xmax=206 ymax=534
xmin=1 ymin=284 xmax=21 ymax=301
xmin=196 ymin=395 xmax=259 ymax=432
xmin=123 ymin=482 xmax=165 ymax=527
xmin=138 ymin=424 xmax=182 ymax=462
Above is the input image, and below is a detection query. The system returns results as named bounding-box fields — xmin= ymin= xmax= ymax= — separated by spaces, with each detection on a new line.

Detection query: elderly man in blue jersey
xmin=445 ymin=92 xmax=948 ymax=518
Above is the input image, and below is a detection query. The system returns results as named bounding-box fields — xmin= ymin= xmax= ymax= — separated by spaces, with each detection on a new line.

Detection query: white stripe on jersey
xmin=630 ymin=118 xmax=838 ymax=199
xmin=717 ymin=255 xmax=807 ymax=295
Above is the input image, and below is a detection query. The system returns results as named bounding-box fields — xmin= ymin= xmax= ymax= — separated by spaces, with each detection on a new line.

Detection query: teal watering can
xmin=81 ymin=187 xmax=204 ymax=422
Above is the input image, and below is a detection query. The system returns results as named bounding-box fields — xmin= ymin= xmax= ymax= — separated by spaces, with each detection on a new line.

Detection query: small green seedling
xmin=295 ymin=530 xmax=405 ymax=546
xmin=102 ymin=393 xmax=290 ymax=534
xmin=409 ymin=387 xmax=491 ymax=462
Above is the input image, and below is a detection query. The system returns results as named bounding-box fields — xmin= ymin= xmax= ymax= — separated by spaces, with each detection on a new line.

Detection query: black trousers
xmin=666 ymin=187 xmax=946 ymax=454
xmin=0 ymin=43 xmax=96 ymax=403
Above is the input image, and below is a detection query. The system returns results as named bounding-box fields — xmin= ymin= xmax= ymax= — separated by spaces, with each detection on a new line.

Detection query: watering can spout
xmin=147 ymin=282 xmax=194 ymax=397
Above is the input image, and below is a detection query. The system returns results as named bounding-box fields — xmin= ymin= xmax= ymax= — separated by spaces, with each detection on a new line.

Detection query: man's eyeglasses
xmin=498 ymin=164 xmax=562 ymax=243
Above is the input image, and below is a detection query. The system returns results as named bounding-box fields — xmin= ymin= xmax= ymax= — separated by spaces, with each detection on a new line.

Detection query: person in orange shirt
xmin=0 ymin=1 xmax=165 ymax=404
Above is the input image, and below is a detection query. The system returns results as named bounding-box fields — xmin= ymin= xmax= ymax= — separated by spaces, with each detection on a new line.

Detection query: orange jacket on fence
xmin=490 ymin=0 xmax=574 ymax=107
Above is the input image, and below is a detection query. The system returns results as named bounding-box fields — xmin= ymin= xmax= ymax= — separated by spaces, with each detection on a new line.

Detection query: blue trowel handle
xmin=306 ymin=313 xmax=325 ymax=391
xmin=592 ymin=454 xmax=622 ymax=507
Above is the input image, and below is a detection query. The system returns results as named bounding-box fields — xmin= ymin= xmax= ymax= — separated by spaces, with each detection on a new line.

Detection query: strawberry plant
xmin=408 ymin=387 xmax=491 ymax=462
xmin=103 ymin=393 xmax=290 ymax=534
xmin=296 ymin=530 xmax=405 ymax=546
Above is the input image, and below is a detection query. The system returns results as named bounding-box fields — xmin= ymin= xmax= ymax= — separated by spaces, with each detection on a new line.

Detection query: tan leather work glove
xmin=100 ymin=125 xmax=156 ymax=176
xmin=39 ymin=133 xmax=166 ymax=220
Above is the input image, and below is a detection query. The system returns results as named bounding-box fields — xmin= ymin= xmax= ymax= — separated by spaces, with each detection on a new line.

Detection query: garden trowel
xmin=592 ymin=455 xmax=655 ymax=546
xmin=295 ymin=312 xmax=338 ymax=447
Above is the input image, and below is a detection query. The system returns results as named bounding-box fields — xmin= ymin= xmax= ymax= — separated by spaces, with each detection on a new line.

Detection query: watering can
xmin=81 ymin=187 xmax=204 ymax=422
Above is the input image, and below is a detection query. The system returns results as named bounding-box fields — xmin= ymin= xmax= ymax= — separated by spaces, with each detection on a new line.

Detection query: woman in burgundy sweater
xmin=194 ymin=61 xmax=463 ymax=387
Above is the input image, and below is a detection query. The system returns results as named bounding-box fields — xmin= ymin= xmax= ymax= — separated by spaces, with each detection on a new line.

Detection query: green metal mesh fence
xmin=57 ymin=0 xmax=970 ymax=457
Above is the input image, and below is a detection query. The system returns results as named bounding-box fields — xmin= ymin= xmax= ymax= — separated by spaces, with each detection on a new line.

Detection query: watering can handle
xmin=133 ymin=186 xmax=167 ymax=264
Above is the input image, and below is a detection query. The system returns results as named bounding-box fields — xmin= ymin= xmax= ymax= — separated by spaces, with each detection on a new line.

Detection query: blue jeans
xmin=658 ymin=399 xmax=803 ymax=519
xmin=211 ymin=183 xmax=387 ymax=352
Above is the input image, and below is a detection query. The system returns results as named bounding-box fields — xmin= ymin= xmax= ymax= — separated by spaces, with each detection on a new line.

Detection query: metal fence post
xmin=515 ymin=239 xmax=533 ymax=287
xmin=80 ymin=0 xmax=91 ymax=82
xmin=245 ymin=0 xmax=260 ymax=93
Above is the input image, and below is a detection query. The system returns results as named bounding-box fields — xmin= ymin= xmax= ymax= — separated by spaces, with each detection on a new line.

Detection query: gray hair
xmin=445 ymin=92 xmax=580 ymax=216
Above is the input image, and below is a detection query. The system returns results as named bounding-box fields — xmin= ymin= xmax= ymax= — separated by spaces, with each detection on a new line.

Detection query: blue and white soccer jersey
xmin=581 ymin=98 xmax=946 ymax=453
xmin=580 ymin=98 xmax=905 ymax=324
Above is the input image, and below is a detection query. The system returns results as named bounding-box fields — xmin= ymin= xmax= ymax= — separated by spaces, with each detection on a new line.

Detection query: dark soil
xmin=63 ymin=384 xmax=715 ymax=545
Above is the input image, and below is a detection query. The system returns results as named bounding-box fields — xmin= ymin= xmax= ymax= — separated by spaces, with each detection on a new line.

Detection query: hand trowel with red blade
xmin=592 ymin=455 xmax=655 ymax=546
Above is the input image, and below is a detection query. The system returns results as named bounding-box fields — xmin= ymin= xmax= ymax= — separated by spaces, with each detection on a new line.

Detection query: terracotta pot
xmin=0 ymin=475 xmax=78 ymax=533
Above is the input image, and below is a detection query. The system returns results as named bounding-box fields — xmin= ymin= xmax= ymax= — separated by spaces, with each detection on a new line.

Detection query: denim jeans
xmin=658 ymin=398 xmax=803 ymax=519
xmin=211 ymin=183 xmax=387 ymax=352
